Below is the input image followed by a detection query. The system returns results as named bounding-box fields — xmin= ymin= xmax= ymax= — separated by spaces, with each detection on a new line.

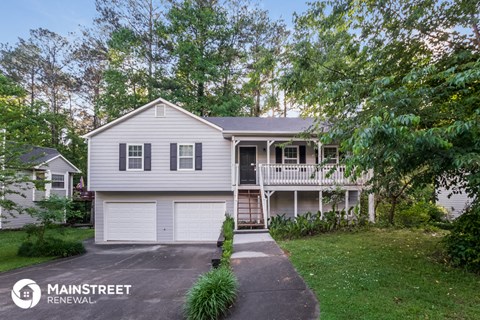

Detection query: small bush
xmin=395 ymin=201 xmax=446 ymax=227
xmin=444 ymin=202 xmax=480 ymax=273
xmin=18 ymin=237 xmax=85 ymax=258
xmin=222 ymin=216 xmax=234 ymax=241
xmin=221 ymin=239 xmax=233 ymax=266
xmin=185 ymin=267 xmax=238 ymax=320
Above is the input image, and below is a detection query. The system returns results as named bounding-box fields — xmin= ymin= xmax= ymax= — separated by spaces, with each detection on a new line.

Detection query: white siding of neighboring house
xmin=88 ymin=105 xmax=231 ymax=192
xmin=1 ymin=172 xmax=39 ymax=229
xmin=0 ymin=157 xmax=78 ymax=229
xmin=437 ymin=187 xmax=473 ymax=219
xmin=95 ymin=191 xmax=234 ymax=242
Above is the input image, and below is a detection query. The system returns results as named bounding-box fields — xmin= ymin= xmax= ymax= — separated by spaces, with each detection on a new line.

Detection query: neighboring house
xmin=436 ymin=186 xmax=473 ymax=219
xmin=0 ymin=147 xmax=81 ymax=229
xmin=83 ymin=97 xmax=375 ymax=243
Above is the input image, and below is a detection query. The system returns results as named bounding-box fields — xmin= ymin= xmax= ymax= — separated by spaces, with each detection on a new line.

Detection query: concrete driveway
xmin=0 ymin=240 xmax=215 ymax=320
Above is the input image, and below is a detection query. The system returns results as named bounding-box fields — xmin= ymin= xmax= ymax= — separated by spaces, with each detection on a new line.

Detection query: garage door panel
xmin=174 ymin=202 xmax=225 ymax=242
xmin=105 ymin=202 xmax=156 ymax=241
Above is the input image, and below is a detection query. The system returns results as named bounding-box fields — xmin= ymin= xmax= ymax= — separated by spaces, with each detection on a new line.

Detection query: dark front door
xmin=239 ymin=147 xmax=257 ymax=184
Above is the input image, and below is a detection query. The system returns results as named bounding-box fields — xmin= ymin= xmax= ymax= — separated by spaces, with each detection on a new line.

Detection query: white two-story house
xmin=84 ymin=98 xmax=374 ymax=243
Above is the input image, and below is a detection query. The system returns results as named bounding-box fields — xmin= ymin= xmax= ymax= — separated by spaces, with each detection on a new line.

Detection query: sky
xmin=0 ymin=0 xmax=310 ymax=45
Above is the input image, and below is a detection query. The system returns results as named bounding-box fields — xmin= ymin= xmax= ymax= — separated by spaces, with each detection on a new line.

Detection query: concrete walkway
xmin=228 ymin=233 xmax=319 ymax=320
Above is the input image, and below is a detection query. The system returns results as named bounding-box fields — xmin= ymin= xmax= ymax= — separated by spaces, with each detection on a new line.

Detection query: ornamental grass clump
xmin=184 ymin=267 xmax=238 ymax=320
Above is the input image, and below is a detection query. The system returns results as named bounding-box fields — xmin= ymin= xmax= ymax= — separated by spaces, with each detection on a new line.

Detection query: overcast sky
xmin=0 ymin=0 xmax=310 ymax=45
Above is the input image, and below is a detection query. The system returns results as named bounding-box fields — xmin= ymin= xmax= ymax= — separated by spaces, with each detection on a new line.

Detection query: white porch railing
xmin=259 ymin=164 xmax=367 ymax=186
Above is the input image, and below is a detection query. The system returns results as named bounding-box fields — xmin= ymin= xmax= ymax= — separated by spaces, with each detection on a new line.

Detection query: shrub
xmin=18 ymin=237 xmax=85 ymax=257
xmin=268 ymin=208 xmax=364 ymax=240
xmin=221 ymin=239 xmax=233 ymax=266
xmin=395 ymin=201 xmax=446 ymax=227
xmin=444 ymin=202 xmax=480 ymax=273
xmin=184 ymin=267 xmax=238 ymax=320
xmin=222 ymin=216 xmax=234 ymax=241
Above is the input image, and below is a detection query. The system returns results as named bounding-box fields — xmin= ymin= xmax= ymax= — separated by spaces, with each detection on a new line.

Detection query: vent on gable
xmin=155 ymin=104 xmax=166 ymax=117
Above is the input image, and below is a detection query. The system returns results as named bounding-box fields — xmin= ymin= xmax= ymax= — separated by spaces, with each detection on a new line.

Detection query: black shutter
xmin=119 ymin=143 xmax=126 ymax=171
xmin=315 ymin=148 xmax=319 ymax=164
xmin=275 ymin=147 xmax=282 ymax=163
xmin=170 ymin=143 xmax=177 ymax=171
xmin=144 ymin=143 xmax=151 ymax=171
xmin=299 ymin=145 xmax=306 ymax=164
xmin=195 ymin=143 xmax=202 ymax=170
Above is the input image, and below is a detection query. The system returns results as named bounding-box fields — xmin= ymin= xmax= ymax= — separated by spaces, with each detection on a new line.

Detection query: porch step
xmin=234 ymin=229 xmax=269 ymax=234
xmin=236 ymin=187 xmax=265 ymax=230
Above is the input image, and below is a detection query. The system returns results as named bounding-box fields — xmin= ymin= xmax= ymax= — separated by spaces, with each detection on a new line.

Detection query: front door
xmin=239 ymin=147 xmax=257 ymax=184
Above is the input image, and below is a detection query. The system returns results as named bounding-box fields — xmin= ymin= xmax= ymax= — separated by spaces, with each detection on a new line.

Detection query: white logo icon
xmin=11 ymin=279 xmax=41 ymax=309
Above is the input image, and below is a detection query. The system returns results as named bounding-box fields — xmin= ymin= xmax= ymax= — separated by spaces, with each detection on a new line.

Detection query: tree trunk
xmin=254 ymin=89 xmax=260 ymax=116
xmin=389 ymin=196 xmax=397 ymax=225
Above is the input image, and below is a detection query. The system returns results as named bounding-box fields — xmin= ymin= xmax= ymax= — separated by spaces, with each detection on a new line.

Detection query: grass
xmin=0 ymin=227 xmax=94 ymax=272
xmin=279 ymin=228 xmax=480 ymax=320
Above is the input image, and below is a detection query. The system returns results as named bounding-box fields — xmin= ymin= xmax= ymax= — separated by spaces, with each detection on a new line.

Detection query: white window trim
xmin=322 ymin=145 xmax=339 ymax=164
xmin=127 ymin=143 xmax=144 ymax=171
xmin=178 ymin=143 xmax=195 ymax=171
xmin=51 ymin=172 xmax=66 ymax=190
xmin=282 ymin=145 xmax=299 ymax=164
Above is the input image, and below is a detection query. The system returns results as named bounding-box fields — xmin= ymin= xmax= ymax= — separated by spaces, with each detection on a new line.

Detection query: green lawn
xmin=0 ymin=227 xmax=94 ymax=272
xmin=279 ymin=228 xmax=480 ymax=320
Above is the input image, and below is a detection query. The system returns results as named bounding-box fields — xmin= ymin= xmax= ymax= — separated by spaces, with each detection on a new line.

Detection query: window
xmin=52 ymin=174 xmax=65 ymax=189
xmin=283 ymin=146 xmax=299 ymax=164
xmin=128 ymin=144 xmax=143 ymax=170
xmin=178 ymin=144 xmax=194 ymax=170
xmin=323 ymin=146 xmax=338 ymax=164
xmin=34 ymin=171 xmax=46 ymax=191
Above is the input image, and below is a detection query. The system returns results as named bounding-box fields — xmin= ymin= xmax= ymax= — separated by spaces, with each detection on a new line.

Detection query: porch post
xmin=319 ymin=190 xmax=323 ymax=218
xmin=317 ymin=140 xmax=323 ymax=185
xmin=294 ymin=190 xmax=298 ymax=218
xmin=231 ymin=136 xmax=235 ymax=187
xmin=45 ymin=170 xmax=51 ymax=198
xmin=368 ymin=193 xmax=375 ymax=222
xmin=345 ymin=190 xmax=349 ymax=213
xmin=267 ymin=140 xmax=275 ymax=184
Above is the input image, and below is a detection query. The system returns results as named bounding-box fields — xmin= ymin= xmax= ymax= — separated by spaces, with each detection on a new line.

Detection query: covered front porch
xmin=230 ymin=136 xmax=374 ymax=230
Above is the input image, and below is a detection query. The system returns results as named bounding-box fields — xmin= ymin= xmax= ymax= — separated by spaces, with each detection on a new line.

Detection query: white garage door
xmin=105 ymin=202 xmax=156 ymax=241
xmin=174 ymin=202 xmax=226 ymax=241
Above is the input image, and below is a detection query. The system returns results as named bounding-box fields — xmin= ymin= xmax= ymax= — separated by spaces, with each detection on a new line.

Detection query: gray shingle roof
xmin=19 ymin=146 xmax=60 ymax=165
xmin=204 ymin=117 xmax=318 ymax=132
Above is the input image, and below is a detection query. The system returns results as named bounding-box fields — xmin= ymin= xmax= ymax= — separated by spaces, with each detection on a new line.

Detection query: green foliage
xmin=221 ymin=239 xmax=233 ymax=267
xmin=269 ymin=209 xmax=366 ymax=241
xmin=284 ymin=0 xmax=480 ymax=222
xmin=222 ymin=215 xmax=234 ymax=242
xmin=18 ymin=237 xmax=85 ymax=258
xmin=26 ymin=195 xmax=83 ymax=243
xmin=444 ymin=202 xmax=480 ymax=273
xmin=220 ymin=215 xmax=235 ymax=267
xmin=184 ymin=267 xmax=238 ymax=320
xmin=0 ymin=227 xmax=93 ymax=272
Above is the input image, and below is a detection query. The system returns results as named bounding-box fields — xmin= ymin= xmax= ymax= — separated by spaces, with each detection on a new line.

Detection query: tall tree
xmin=284 ymin=0 xmax=480 ymax=223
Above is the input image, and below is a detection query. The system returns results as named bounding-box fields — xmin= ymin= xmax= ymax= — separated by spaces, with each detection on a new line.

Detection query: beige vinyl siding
xmin=95 ymin=191 xmax=234 ymax=242
xmin=89 ymin=105 xmax=231 ymax=191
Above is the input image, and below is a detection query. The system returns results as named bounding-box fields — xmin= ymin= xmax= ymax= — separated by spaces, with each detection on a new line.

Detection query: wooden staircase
xmin=237 ymin=189 xmax=265 ymax=229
